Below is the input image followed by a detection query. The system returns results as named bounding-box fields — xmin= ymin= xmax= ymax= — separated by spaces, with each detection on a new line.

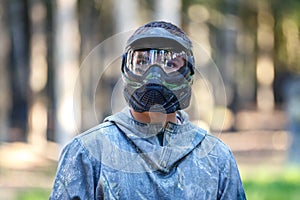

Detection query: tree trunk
xmin=113 ymin=0 xmax=139 ymax=33
xmin=53 ymin=0 xmax=80 ymax=147
xmin=154 ymin=0 xmax=182 ymax=25
xmin=28 ymin=0 xmax=48 ymax=151
xmin=0 ymin=0 xmax=11 ymax=142
xmin=7 ymin=0 xmax=30 ymax=142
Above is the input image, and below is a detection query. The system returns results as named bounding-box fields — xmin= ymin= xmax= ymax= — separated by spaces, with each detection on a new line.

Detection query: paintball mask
xmin=121 ymin=23 xmax=195 ymax=113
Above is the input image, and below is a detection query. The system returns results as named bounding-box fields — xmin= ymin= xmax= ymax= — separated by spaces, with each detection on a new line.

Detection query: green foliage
xmin=244 ymin=179 xmax=300 ymax=200
xmin=15 ymin=188 xmax=51 ymax=200
xmin=243 ymin=167 xmax=300 ymax=200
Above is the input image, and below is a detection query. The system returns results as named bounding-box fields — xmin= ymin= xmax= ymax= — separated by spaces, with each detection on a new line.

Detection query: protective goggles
xmin=125 ymin=49 xmax=192 ymax=76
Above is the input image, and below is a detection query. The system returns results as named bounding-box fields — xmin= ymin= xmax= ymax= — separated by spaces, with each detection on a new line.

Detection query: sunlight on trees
xmin=256 ymin=2 xmax=275 ymax=112
xmin=54 ymin=0 xmax=80 ymax=147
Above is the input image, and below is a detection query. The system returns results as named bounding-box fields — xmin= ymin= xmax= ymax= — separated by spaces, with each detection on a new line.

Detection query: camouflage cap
xmin=126 ymin=21 xmax=192 ymax=52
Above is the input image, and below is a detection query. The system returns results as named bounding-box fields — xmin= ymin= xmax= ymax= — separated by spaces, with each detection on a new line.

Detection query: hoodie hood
xmin=104 ymin=107 xmax=206 ymax=173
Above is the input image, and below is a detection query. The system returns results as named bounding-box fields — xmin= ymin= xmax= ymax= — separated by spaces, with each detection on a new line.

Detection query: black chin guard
xmin=123 ymin=81 xmax=192 ymax=114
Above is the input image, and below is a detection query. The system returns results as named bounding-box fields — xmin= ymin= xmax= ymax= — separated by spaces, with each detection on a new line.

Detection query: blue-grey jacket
xmin=50 ymin=108 xmax=246 ymax=199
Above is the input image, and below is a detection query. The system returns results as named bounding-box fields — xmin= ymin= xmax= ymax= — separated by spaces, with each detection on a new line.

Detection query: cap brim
xmin=129 ymin=36 xmax=188 ymax=52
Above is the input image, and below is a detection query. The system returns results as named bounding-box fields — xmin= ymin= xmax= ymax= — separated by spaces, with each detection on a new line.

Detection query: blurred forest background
xmin=0 ymin=0 xmax=300 ymax=199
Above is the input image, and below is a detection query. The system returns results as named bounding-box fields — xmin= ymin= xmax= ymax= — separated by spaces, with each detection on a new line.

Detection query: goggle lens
xmin=126 ymin=49 xmax=188 ymax=75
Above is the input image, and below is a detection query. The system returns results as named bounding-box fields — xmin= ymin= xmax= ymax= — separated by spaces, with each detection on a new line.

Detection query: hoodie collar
xmin=104 ymin=107 xmax=207 ymax=172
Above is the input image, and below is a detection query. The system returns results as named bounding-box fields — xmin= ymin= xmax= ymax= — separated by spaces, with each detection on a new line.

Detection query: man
xmin=50 ymin=21 xmax=246 ymax=199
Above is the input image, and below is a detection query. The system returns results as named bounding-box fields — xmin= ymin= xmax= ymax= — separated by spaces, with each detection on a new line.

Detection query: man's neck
xmin=130 ymin=109 xmax=177 ymax=127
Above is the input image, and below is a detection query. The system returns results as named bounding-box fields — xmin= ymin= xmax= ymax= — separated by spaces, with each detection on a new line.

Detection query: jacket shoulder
xmin=197 ymin=133 xmax=234 ymax=159
xmin=78 ymin=121 xmax=116 ymax=137
xmin=71 ymin=121 xmax=122 ymax=160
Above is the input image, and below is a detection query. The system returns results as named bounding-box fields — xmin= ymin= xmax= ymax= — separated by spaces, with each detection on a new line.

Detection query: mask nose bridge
xmin=143 ymin=65 xmax=167 ymax=82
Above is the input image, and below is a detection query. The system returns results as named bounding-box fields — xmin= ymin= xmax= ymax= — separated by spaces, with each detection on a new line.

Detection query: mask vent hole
xmin=142 ymin=90 xmax=165 ymax=105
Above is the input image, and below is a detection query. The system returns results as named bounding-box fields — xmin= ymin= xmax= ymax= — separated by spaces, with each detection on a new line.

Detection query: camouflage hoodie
xmin=50 ymin=107 xmax=246 ymax=200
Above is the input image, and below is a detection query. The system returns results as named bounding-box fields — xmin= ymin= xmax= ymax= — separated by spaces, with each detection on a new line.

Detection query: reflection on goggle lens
xmin=126 ymin=49 xmax=188 ymax=75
